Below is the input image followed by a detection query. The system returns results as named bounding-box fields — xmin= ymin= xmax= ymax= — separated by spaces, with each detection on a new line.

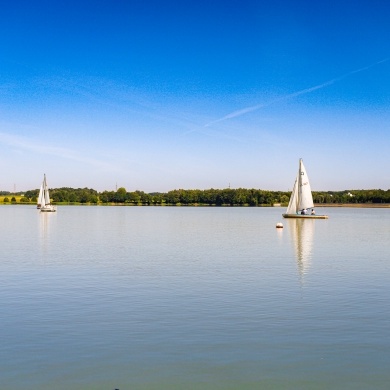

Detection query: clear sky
xmin=1 ymin=0 xmax=389 ymax=192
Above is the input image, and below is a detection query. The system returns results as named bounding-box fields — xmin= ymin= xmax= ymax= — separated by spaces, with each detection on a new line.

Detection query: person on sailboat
xmin=311 ymin=209 xmax=316 ymax=215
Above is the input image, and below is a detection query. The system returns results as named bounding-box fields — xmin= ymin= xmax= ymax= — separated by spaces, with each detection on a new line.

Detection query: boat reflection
xmin=39 ymin=210 xmax=56 ymax=256
xmin=287 ymin=218 xmax=315 ymax=279
xmin=40 ymin=211 xmax=49 ymax=238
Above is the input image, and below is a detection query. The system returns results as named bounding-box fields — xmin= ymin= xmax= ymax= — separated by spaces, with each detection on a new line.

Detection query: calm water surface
xmin=1 ymin=206 xmax=390 ymax=389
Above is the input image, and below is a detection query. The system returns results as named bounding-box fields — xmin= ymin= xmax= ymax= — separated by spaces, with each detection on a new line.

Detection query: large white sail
xmin=40 ymin=184 xmax=46 ymax=208
xmin=297 ymin=159 xmax=314 ymax=210
xmin=43 ymin=174 xmax=51 ymax=205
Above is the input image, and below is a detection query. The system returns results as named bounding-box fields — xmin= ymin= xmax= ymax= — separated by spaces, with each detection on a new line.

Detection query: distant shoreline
xmin=2 ymin=202 xmax=390 ymax=208
xmin=316 ymin=203 xmax=390 ymax=208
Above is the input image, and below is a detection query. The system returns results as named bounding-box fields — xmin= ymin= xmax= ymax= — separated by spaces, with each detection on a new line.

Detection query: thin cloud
xmin=0 ymin=131 xmax=116 ymax=171
xmin=180 ymin=120 xmax=247 ymax=143
xmin=205 ymin=58 xmax=389 ymax=127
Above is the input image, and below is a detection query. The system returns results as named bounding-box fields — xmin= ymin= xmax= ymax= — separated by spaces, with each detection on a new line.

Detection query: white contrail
xmin=205 ymin=58 xmax=389 ymax=127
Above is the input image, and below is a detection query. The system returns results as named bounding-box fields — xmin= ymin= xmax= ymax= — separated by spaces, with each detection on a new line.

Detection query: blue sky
xmin=1 ymin=0 xmax=389 ymax=192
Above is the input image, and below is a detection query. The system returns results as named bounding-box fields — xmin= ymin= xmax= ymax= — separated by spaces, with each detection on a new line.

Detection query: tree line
xmin=9 ymin=187 xmax=390 ymax=205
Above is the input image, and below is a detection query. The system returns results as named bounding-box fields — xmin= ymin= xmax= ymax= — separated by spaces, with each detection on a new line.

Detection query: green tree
xmin=68 ymin=192 xmax=77 ymax=203
xmin=280 ymin=195 xmax=289 ymax=205
xmin=166 ymin=190 xmax=180 ymax=204
xmin=114 ymin=187 xmax=127 ymax=203
xmin=90 ymin=194 xmax=98 ymax=204
xmin=79 ymin=190 xmax=91 ymax=203
xmin=25 ymin=189 xmax=39 ymax=199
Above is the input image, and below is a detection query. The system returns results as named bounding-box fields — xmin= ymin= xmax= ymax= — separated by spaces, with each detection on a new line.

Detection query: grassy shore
xmin=0 ymin=195 xmax=23 ymax=203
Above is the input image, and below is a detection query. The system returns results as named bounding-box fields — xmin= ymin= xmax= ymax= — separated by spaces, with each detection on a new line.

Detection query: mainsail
xmin=297 ymin=159 xmax=314 ymax=211
xmin=43 ymin=174 xmax=51 ymax=205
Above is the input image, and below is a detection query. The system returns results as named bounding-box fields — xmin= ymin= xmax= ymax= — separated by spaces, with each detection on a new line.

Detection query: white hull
xmin=40 ymin=205 xmax=57 ymax=212
xmin=282 ymin=214 xmax=328 ymax=219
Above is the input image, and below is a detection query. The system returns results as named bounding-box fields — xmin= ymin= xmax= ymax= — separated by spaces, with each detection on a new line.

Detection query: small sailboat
xmin=282 ymin=159 xmax=328 ymax=219
xmin=39 ymin=174 xmax=57 ymax=213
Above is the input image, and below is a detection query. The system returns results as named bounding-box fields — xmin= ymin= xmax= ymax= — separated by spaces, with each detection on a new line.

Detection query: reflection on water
xmin=287 ymin=218 xmax=315 ymax=279
xmin=38 ymin=210 xmax=56 ymax=255
xmin=39 ymin=211 xmax=48 ymax=239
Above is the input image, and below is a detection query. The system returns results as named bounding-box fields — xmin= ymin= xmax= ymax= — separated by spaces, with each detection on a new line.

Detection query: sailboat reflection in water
xmin=287 ymin=218 xmax=315 ymax=280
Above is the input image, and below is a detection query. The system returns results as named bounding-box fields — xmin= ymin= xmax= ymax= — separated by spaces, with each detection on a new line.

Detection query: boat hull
xmin=282 ymin=214 xmax=328 ymax=219
xmin=40 ymin=206 xmax=57 ymax=212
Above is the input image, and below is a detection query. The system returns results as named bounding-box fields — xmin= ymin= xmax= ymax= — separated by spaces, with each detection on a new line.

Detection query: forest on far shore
xmin=1 ymin=187 xmax=390 ymax=206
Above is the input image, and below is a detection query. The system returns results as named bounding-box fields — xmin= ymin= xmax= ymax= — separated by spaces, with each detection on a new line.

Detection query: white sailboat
xmin=282 ymin=159 xmax=328 ymax=219
xmin=39 ymin=174 xmax=57 ymax=213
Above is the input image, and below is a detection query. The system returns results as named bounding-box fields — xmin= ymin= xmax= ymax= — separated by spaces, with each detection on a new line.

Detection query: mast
xmin=43 ymin=174 xmax=51 ymax=205
xmin=298 ymin=158 xmax=303 ymax=207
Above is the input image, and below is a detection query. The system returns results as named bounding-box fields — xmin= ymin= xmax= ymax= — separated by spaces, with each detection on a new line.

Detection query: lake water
xmin=1 ymin=206 xmax=390 ymax=389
